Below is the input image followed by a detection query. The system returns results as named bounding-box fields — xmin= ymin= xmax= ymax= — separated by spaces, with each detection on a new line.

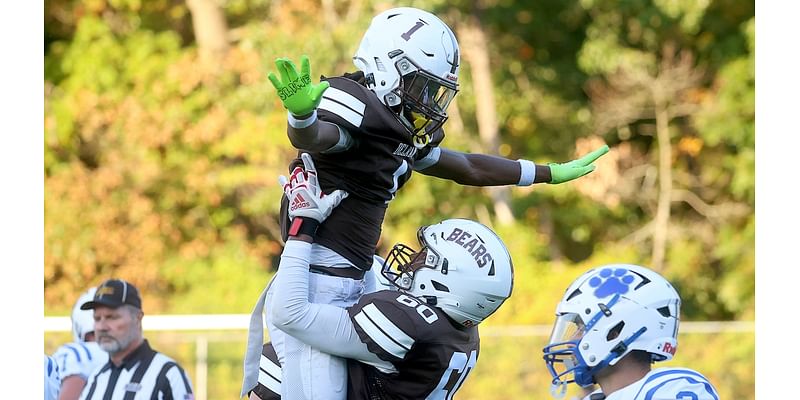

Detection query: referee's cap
xmin=80 ymin=279 xmax=142 ymax=310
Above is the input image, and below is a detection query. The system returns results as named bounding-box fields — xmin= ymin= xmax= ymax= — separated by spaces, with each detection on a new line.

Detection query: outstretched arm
xmin=416 ymin=145 xmax=609 ymax=186
xmin=268 ymin=55 xmax=353 ymax=152
xmin=416 ymin=148 xmax=548 ymax=186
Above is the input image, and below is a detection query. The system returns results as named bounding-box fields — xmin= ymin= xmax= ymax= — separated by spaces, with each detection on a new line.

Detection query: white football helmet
xmin=71 ymin=287 xmax=98 ymax=342
xmin=381 ymin=219 xmax=513 ymax=327
xmin=353 ymin=7 xmax=460 ymax=148
xmin=543 ymin=264 xmax=681 ymax=389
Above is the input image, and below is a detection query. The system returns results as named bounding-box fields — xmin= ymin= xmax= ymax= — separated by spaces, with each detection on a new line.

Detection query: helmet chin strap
xmin=413 ymin=134 xmax=430 ymax=149
xmin=549 ymin=380 xmax=568 ymax=399
xmin=411 ymin=111 xmax=432 ymax=148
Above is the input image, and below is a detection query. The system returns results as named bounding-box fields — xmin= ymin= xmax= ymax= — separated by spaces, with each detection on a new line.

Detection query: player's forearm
xmin=58 ymin=375 xmax=87 ymax=400
xmin=421 ymin=150 xmax=551 ymax=186
xmin=270 ymin=240 xmax=384 ymax=363
xmin=460 ymin=153 xmax=552 ymax=186
xmin=286 ymin=112 xmax=345 ymax=152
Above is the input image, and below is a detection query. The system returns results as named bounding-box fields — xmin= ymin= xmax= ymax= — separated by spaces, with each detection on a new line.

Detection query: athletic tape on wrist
xmin=517 ymin=159 xmax=536 ymax=186
xmin=287 ymin=217 xmax=320 ymax=238
xmin=288 ymin=110 xmax=318 ymax=129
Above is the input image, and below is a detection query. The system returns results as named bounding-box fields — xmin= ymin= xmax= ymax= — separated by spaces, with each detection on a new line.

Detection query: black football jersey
xmin=285 ymin=72 xmax=445 ymax=270
xmin=250 ymin=342 xmax=281 ymax=400
xmin=346 ymin=290 xmax=480 ymax=400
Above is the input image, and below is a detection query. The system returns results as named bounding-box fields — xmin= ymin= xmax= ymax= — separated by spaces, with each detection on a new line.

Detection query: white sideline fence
xmin=43 ymin=315 xmax=754 ymax=400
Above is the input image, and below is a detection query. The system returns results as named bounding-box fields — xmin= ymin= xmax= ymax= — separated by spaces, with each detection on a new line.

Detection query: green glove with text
xmin=548 ymin=145 xmax=610 ymax=184
xmin=267 ymin=55 xmax=330 ymax=116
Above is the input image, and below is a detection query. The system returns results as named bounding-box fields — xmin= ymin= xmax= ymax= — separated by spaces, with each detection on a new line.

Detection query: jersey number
xmin=426 ymin=350 xmax=478 ymax=400
xmin=396 ymin=294 xmax=438 ymax=324
xmin=401 ymin=21 xmax=425 ymax=41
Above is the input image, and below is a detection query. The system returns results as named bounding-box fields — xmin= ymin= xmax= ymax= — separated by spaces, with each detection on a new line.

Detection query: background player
xmin=243 ymin=7 xmax=607 ymax=397
xmin=51 ymin=287 xmax=108 ymax=400
xmin=543 ymin=264 xmax=720 ymax=399
xmin=45 ymin=354 xmax=61 ymax=400
xmin=267 ymin=155 xmax=515 ymax=399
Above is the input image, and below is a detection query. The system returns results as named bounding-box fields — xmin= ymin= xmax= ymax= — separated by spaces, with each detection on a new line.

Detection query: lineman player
xmin=542 ymin=264 xmax=720 ymax=399
xmin=51 ymin=287 xmax=108 ymax=400
xmin=243 ymin=7 xmax=608 ymax=397
xmin=266 ymin=154 xmax=514 ymax=398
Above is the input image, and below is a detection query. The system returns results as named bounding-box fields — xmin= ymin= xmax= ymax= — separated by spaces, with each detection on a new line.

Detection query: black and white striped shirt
xmin=80 ymin=340 xmax=193 ymax=400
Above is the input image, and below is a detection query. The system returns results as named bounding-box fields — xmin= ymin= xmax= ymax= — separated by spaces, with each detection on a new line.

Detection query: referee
xmin=78 ymin=279 xmax=194 ymax=400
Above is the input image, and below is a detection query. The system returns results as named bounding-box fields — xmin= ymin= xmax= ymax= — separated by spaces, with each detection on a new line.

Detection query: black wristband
xmin=535 ymin=164 xmax=552 ymax=184
xmin=287 ymin=217 xmax=320 ymax=238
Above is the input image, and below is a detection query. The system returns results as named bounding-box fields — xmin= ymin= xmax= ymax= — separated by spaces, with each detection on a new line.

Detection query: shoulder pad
xmin=348 ymin=291 xmax=443 ymax=362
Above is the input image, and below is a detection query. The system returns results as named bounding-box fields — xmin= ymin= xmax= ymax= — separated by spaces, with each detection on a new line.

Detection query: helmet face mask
xmin=381 ymin=224 xmax=443 ymax=291
xmin=542 ymin=312 xmax=587 ymax=386
xmin=381 ymin=219 xmax=513 ymax=327
xmin=394 ymin=56 xmax=458 ymax=147
xmin=543 ymin=265 xmax=681 ymax=388
xmin=353 ymin=7 xmax=460 ymax=148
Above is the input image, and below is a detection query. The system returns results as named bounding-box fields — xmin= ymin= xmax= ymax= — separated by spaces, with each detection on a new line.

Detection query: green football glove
xmin=267 ymin=55 xmax=330 ymax=117
xmin=548 ymin=145 xmax=610 ymax=184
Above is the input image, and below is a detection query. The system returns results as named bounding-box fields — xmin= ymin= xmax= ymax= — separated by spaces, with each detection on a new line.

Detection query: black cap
xmin=80 ymin=279 xmax=142 ymax=310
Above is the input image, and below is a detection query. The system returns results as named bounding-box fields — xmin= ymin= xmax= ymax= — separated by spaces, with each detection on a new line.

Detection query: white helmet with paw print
xmin=543 ymin=264 xmax=681 ymax=388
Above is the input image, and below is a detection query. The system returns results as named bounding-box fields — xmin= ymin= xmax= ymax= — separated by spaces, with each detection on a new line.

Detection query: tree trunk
xmin=458 ymin=17 xmax=514 ymax=225
xmin=186 ymin=0 xmax=229 ymax=69
xmin=651 ymin=96 xmax=672 ymax=271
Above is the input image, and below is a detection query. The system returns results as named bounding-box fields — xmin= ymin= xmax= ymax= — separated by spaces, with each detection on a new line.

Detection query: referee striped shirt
xmin=80 ymin=340 xmax=193 ymax=400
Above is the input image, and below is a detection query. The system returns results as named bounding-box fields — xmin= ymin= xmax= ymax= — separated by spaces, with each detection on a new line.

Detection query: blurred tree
xmin=186 ymin=0 xmax=229 ymax=68
xmin=587 ymin=43 xmax=705 ymax=271
xmin=574 ymin=0 xmax=754 ymax=319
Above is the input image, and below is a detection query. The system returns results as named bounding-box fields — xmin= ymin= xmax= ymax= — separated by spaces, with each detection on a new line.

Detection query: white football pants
xmin=265 ymin=269 xmax=365 ymax=400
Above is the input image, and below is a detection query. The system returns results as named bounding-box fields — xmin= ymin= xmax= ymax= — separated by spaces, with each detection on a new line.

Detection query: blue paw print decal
xmin=589 ymin=268 xmax=635 ymax=298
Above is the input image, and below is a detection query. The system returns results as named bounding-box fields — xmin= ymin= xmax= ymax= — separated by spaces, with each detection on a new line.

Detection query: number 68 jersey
xmin=346 ymin=290 xmax=479 ymax=399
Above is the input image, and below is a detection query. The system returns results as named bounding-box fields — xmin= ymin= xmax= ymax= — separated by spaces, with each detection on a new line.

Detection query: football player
xmin=51 ymin=287 xmax=109 ymax=400
xmin=242 ymin=7 xmax=607 ymax=398
xmin=543 ymin=264 xmax=720 ymax=400
xmin=260 ymin=154 xmax=514 ymax=399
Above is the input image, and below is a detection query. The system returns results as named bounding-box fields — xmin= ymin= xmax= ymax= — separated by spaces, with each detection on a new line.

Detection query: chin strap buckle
xmin=549 ymin=380 xmax=567 ymax=399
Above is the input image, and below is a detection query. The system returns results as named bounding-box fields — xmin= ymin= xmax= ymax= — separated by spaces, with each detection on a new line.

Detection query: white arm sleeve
xmin=413 ymin=146 xmax=442 ymax=170
xmin=271 ymin=241 xmax=386 ymax=366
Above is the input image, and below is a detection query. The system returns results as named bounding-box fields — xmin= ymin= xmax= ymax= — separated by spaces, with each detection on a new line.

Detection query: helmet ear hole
xmin=607 ymin=321 xmax=625 ymax=341
xmin=431 ymin=280 xmax=450 ymax=292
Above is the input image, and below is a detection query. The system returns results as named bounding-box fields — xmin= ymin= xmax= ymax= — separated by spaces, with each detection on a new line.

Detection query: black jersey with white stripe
xmin=286 ymin=72 xmax=445 ymax=270
xmin=250 ymin=342 xmax=281 ymax=400
xmin=80 ymin=340 xmax=193 ymax=400
xmin=346 ymin=290 xmax=480 ymax=399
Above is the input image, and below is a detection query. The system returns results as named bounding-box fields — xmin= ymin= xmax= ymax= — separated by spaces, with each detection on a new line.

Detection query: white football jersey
xmin=585 ymin=367 xmax=720 ymax=400
xmin=44 ymin=354 xmax=60 ymax=400
xmin=52 ymin=341 xmax=108 ymax=381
